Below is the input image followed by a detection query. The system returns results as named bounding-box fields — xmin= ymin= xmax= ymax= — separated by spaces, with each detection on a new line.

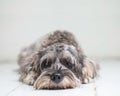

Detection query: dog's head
xmin=33 ymin=43 xmax=85 ymax=89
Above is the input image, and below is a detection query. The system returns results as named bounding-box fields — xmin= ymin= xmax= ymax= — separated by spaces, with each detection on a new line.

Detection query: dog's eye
xmin=61 ymin=59 xmax=74 ymax=69
xmin=41 ymin=59 xmax=52 ymax=70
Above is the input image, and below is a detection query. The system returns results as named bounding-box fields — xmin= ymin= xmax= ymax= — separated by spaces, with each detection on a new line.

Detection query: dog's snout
xmin=51 ymin=72 xmax=64 ymax=83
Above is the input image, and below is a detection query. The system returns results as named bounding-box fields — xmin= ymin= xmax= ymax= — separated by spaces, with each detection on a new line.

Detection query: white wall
xmin=0 ymin=0 xmax=120 ymax=61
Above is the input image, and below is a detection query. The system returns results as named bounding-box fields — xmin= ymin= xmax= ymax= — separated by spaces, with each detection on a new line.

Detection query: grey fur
xmin=18 ymin=30 xmax=98 ymax=89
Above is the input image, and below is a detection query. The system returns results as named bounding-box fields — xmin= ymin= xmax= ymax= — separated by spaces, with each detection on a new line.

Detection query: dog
xmin=18 ymin=30 xmax=98 ymax=89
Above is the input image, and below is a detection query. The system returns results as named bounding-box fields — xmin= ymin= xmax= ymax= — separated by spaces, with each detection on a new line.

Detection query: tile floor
xmin=0 ymin=60 xmax=120 ymax=96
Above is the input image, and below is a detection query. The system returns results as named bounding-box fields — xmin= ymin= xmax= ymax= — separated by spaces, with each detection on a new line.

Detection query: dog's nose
xmin=51 ymin=72 xmax=64 ymax=83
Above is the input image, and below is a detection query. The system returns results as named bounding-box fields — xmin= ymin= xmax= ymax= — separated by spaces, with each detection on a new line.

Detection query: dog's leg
xmin=82 ymin=58 xmax=98 ymax=84
xmin=20 ymin=71 xmax=38 ymax=85
xmin=18 ymin=48 xmax=41 ymax=85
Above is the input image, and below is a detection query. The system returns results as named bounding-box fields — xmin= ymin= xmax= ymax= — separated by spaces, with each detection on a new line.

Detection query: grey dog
xmin=18 ymin=30 xmax=98 ymax=89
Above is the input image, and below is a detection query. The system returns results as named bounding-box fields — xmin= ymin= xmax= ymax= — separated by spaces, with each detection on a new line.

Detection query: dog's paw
xmin=81 ymin=58 xmax=97 ymax=84
xmin=82 ymin=67 xmax=94 ymax=84
xmin=22 ymin=71 xmax=36 ymax=85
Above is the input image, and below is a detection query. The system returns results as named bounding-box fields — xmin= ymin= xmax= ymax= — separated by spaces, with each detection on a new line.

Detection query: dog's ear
xmin=67 ymin=46 xmax=85 ymax=65
xmin=77 ymin=54 xmax=85 ymax=65
xmin=32 ymin=53 xmax=41 ymax=74
xmin=21 ymin=53 xmax=41 ymax=73
xmin=21 ymin=49 xmax=46 ymax=74
xmin=32 ymin=50 xmax=47 ymax=74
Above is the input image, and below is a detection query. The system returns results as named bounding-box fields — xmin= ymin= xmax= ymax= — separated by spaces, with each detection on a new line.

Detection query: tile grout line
xmin=6 ymin=83 xmax=23 ymax=96
xmin=92 ymin=80 xmax=98 ymax=96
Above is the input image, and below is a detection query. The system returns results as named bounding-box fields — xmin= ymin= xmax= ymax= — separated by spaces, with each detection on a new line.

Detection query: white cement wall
xmin=0 ymin=0 xmax=120 ymax=61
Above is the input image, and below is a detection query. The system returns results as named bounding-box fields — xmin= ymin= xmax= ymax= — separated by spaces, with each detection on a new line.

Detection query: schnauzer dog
xmin=18 ymin=31 xmax=98 ymax=89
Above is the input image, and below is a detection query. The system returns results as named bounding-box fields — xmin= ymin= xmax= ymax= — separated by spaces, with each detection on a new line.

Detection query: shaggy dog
xmin=18 ymin=30 xmax=98 ymax=89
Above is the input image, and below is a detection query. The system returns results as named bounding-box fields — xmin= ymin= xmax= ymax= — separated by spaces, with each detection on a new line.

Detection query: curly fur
xmin=18 ymin=30 xmax=99 ymax=89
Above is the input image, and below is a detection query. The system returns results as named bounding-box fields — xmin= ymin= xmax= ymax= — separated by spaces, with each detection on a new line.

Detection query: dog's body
xmin=18 ymin=31 xmax=98 ymax=89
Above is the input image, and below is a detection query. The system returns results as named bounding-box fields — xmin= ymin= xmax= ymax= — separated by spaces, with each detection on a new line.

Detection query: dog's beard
xmin=33 ymin=69 xmax=81 ymax=89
